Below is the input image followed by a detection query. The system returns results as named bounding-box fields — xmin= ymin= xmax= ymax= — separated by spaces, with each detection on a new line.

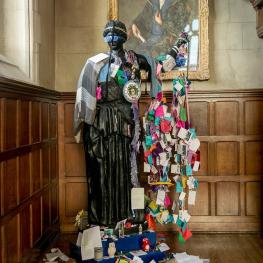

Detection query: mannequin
xmin=74 ymin=20 xmax=188 ymax=227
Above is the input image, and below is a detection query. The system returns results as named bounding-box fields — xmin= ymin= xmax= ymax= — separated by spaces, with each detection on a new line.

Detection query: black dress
xmin=82 ymin=51 xmax=151 ymax=226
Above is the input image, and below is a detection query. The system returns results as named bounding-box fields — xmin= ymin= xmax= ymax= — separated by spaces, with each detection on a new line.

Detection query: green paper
xmin=154 ymin=117 xmax=160 ymax=126
xmin=186 ymin=164 xmax=193 ymax=176
xmin=146 ymin=136 xmax=152 ymax=147
xmin=180 ymin=107 xmax=187 ymax=122
xmin=116 ymin=70 xmax=126 ymax=85
xmin=178 ymin=232 xmax=186 ymax=244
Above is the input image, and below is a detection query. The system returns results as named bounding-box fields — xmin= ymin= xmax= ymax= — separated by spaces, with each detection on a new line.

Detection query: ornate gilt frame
xmin=108 ymin=0 xmax=209 ymax=80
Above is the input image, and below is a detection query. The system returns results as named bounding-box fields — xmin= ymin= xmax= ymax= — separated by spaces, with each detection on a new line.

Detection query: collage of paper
xmin=143 ymin=76 xmax=201 ymax=242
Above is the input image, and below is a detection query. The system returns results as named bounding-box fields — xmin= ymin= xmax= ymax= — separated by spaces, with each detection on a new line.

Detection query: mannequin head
xmin=103 ymin=20 xmax=127 ymax=51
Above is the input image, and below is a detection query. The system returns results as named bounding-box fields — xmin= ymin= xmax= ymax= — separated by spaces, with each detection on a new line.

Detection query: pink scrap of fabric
xmin=96 ymin=85 xmax=102 ymax=100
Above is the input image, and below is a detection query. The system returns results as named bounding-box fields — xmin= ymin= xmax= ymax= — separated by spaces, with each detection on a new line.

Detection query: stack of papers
xmin=173 ymin=252 xmax=209 ymax=263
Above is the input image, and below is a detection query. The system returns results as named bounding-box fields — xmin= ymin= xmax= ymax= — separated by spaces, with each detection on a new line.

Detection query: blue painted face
xmin=104 ymin=34 xmax=126 ymax=50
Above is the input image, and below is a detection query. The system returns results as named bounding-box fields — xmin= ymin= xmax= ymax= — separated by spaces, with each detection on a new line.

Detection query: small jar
xmin=94 ymin=247 xmax=103 ymax=261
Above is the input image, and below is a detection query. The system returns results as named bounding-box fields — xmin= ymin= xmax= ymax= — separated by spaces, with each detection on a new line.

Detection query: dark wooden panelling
xmin=65 ymin=183 xmax=88 ymax=217
xmin=64 ymin=103 xmax=74 ymax=138
xmin=196 ymin=142 xmax=208 ymax=176
xmin=32 ymin=150 xmax=41 ymax=193
xmin=5 ymin=215 xmax=19 ymax=263
xmin=245 ymin=101 xmax=263 ymax=135
xmin=50 ymin=144 xmax=57 ymax=180
xmin=42 ymin=146 xmax=50 ymax=186
xmin=50 ymin=103 xmax=57 ymax=139
xmin=32 ymin=198 xmax=42 ymax=244
xmin=0 ymin=77 xmax=59 ymax=263
xmin=246 ymin=182 xmax=262 ymax=216
xmin=245 ymin=141 xmax=263 ymax=175
xmin=189 ymin=102 xmax=209 ymax=136
xmin=4 ymin=158 xmax=18 ymax=212
xmin=19 ymin=100 xmax=29 ymax=146
xmin=65 ymin=144 xmax=85 ymax=177
xmin=19 ymin=153 xmax=30 ymax=202
xmin=43 ymin=189 xmax=50 ymax=232
xmin=4 ymin=99 xmax=17 ymax=150
xmin=216 ymin=142 xmax=238 ymax=176
xmin=216 ymin=182 xmax=240 ymax=216
xmin=20 ymin=205 xmax=31 ymax=257
xmin=215 ymin=101 xmax=239 ymax=135
xmin=42 ymin=102 xmax=49 ymax=140
xmin=31 ymin=101 xmax=40 ymax=143
xmin=51 ymin=184 xmax=58 ymax=224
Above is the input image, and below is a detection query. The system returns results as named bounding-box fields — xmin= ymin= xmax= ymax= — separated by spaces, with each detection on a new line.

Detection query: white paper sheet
xmin=156 ymin=190 xmax=166 ymax=205
xmin=76 ymin=232 xmax=83 ymax=247
xmin=131 ymin=188 xmax=145 ymax=209
xmin=188 ymin=190 xmax=197 ymax=205
xmin=81 ymin=226 xmax=102 ymax=260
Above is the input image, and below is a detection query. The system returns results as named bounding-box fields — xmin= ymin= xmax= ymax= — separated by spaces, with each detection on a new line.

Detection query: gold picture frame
xmin=108 ymin=0 xmax=209 ymax=80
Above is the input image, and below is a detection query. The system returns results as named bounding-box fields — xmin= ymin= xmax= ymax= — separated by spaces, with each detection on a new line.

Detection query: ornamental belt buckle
xmin=123 ymin=80 xmax=141 ymax=103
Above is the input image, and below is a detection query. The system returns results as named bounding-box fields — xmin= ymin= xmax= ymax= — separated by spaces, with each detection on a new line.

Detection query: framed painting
xmin=108 ymin=0 xmax=209 ymax=80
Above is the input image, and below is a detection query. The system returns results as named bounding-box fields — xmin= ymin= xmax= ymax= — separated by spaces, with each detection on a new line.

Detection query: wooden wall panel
xmin=32 ymin=149 xmax=41 ymax=193
xmin=42 ymin=102 xmax=49 ymax=140
xmin=59 ymin=90 xmax=263 ymax=233
xmin=4 ymin=99 xmax=17 ymax=150
xmin=189 ymin=102 xmax=209 ymax=136
xmin=65 ymin=183 xmax=88 ymax=217
xmin=31 ymin=102 xmax=40 ymax=143
xmin=245 ymin=141 xmax=263 ymax=175
xmin=0 ymin=77 xmax=59 ymax=263
xmin=19 ymin=101 xmax=29 ymax=146
xmin=216 ymin=182 xmax=240 ymax=216
xmin=216 ymin=142 xmax=238 ymax=176
xmin=215 ymin=101 xmax=239 ymax=135
xmin=19 ymin=153 xmax=30 ymax=202
xmin=65 ymin=144 xmax=85 ymax=177
xmin=32 ymin=197 xmax=42 ymax=244
xmin=4 ymin=158 xmax=18 ymax=213
xmin=5 ymin=215 xmax=19 ymax=263
xmin=20 ymin=205 xmax=31 ymax=257
xmin=245 ymin=101 xmax=263 ymax=135
xmin=246 ymin=182 xmax=262 ymax=216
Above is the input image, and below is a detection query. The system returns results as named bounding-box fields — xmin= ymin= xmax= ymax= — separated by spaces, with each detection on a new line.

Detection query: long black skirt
xmin=82 ymin=105 xmax=132 ymax=226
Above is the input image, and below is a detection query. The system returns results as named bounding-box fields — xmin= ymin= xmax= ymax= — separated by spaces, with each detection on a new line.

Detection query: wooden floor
xmin=33 ymin=233 xmax=263 ymax=263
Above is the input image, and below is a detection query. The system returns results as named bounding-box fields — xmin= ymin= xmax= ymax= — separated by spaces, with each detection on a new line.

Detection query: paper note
xmin=178 ymin=127 xmax=188 ymax=139
xmin=188 ymin=190 xmax=197 ymax=205
xmin=165 ymin=133 xmax=172 ymax=142
xmin=81 ymin=226 xmax=102 ymax=260
xmin=171 ymin=164 xmax=181 ymax=174
xmin=156 ymin=190 xmax=166 ymax=205
xmin=157 ymin=243 xmax=170 ymax=252
xmin=161 ymin=210 xmax=169 ymax=222
xmin=110 ymin=64 xmax=120 ymax=77
xmin=131 ymin=188 xmax=145 ymax=209
xmin=174 ymin=82 xmax=183 ymax=91
xmin=182 ymin=210 xmax=191 ymax=222
xmin=173 ymin=214 xmax=178 ymax=223
xmin=189 ymin=138 xmax=200 ymax=152
xmin=130 ymin=250 xmax=147 ymax=257
xmin=144 ymin=162 xmax=151 ymax=173
xmin=179 ymin=192 xmax=186 ymax=201
xmin=193 ymin=161 xmax=200 ymax=172
xmin=151 ymin=165 xmax=158 ymax=174
xmin=186 ymin=165 xmax=193 ymax=176
xmin=155 ymin=106 xmax=164 ymax=117
xmin=89 ymin=53 xmax=109 ymax=63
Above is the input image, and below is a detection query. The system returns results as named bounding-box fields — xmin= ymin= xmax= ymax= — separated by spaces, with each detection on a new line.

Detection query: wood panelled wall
xmin=0 ymin=78 xmax=59 ymax=263
xmin=59 ymin=89 xmax=263 ymax=233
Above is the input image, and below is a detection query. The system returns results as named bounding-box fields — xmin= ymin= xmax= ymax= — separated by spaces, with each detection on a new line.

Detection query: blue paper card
xmin=176 ymin=181 xmax=183 ymax=193
xmin=186 ymin=165 xmax=193 ymax=176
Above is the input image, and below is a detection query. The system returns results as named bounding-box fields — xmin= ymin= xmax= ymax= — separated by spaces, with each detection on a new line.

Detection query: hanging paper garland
xmin=143 ymin=75 xmax=201 ymax=242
